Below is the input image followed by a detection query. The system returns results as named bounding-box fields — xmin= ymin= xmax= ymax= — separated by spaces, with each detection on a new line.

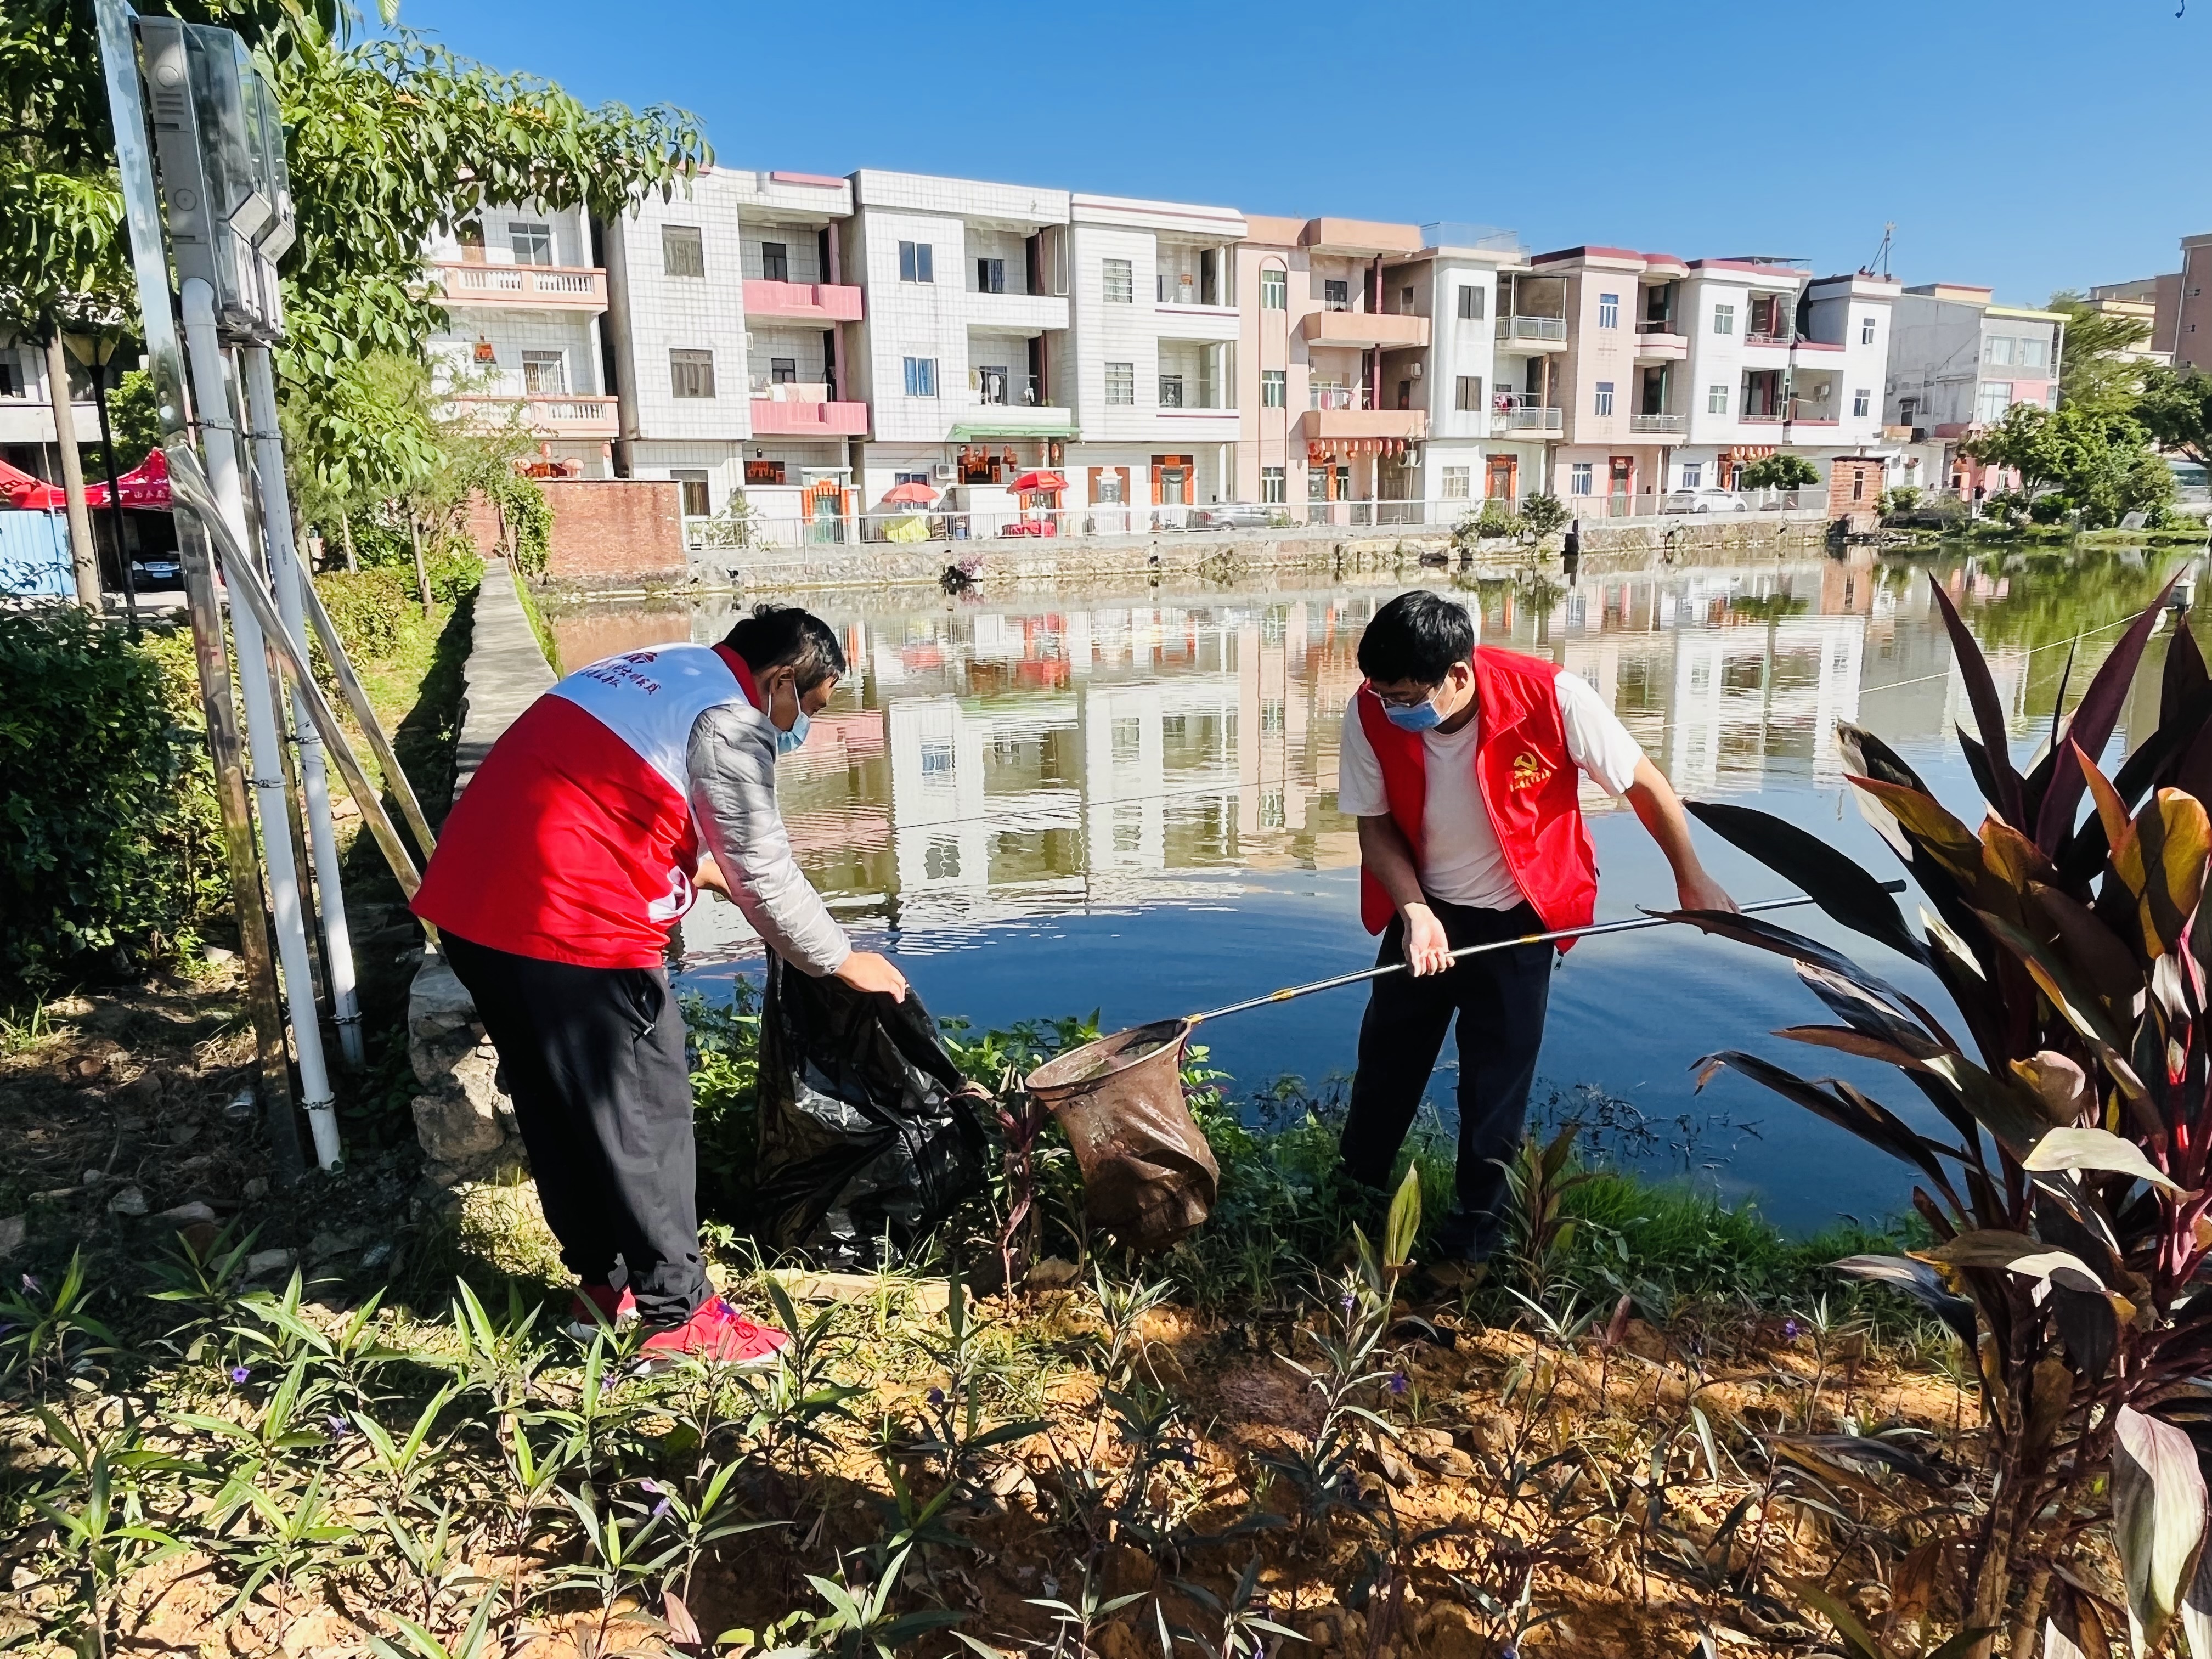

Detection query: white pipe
xmin=241 ymin=347 xmax=362 ymax=1068
xmin=180 ymin=280 xmax=341 ymax=1170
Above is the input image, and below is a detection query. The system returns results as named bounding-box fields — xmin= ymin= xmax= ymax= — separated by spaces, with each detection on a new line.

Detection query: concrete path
xmin=452 ymin=558 xmax=554 ymax=800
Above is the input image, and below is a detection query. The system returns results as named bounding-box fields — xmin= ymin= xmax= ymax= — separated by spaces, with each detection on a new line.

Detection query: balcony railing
xmin=742 ymin=279 xmax=864 ymax=323
xmin=1743 ymin=330 xmax=1796 ymax=347
xmin=1496 ymin=314 xmax=1568 ymax=344
xmin=445 ymin=393 xmax=619 ymax=437
xmin=974 ymin=373 xmax=1049 ymax=408
xmin=1489 ymin=404 xmax=1563 ymax=434
xmin=432 ymin=263 xmax=607 ymax=310
xmin=749 ymin=393 xmax=868 ymax=436
xmin=1629 ymin=412 xmax=1686 ymax=434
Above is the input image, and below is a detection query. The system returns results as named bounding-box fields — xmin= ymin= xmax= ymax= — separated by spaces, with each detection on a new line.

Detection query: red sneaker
xmin=637 ymin=1297 xmax=791 ymax=1369
xmin=565 ymin=1282 xmax=637 ymax=1340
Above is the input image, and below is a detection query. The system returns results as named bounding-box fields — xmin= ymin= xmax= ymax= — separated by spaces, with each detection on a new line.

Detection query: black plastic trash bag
xmin=753 ymin=955 xmax=989 ymax=1262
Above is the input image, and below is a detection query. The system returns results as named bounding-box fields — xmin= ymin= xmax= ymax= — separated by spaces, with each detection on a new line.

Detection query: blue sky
xmin=393 ymin=0 xmax=2206 ymax=304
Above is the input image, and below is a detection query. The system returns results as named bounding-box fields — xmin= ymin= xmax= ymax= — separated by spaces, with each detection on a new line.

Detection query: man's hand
xmin=1674 ymin=869 xmax=1739 ymax=915
xmin=836 ymin=950 xmax=910 ymax=1002
xmin=694 ymin=854 xmax=730 ymax=899
xmin=1402 ymin=903 xmax=1455 ymax=977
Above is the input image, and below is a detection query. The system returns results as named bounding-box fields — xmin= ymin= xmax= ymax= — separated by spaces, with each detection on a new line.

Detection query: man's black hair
xmin=1357 ymin=590 xmax=1475 ymax=686
xmin=724 ymin=603 xmax=848 ymax=692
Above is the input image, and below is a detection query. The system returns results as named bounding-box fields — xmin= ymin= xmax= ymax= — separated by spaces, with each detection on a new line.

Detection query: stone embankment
xmin=664 ymin=511 xmax=1837 ymax=596
xmin=405 ymin=558 xmax=546 ymax=1190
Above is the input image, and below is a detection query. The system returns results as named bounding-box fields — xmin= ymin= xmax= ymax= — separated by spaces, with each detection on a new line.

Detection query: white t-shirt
xmin=1337 ymin=670 xmax=1645 ymax=912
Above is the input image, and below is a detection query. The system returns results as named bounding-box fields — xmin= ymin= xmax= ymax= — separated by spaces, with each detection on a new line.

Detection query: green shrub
xmin=1521 ymin=493 xmax=1571 ymax=538
xmin=0 ymin=612 xmax=225 ymax=988
xmin=424 ymin=546 xmax=484 ymax=606
xmin=314 ymin=567 xmax=415 ymax=662
xmin=1878 ymin=485 xmax=1922 ymax=516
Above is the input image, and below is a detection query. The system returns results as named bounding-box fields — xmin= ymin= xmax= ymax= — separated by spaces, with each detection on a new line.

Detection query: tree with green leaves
xmin=1737 ymin=452 xmax=1820 ymax=492
xmin=1961 ymin=403 xmax=2172 ymax=527
xmin=2047 ymin=291 xmax=2154 ymax=413
xmin=5 ymin=0 xmax=705 ymax=565
xmin=2136 ymin=365 xmax=2212 ymax=475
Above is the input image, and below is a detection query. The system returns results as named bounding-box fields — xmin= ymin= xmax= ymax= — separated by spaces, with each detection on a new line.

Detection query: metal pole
xmin=180 ymin=277 xmax=341 ymax=1170
xmin=88 ymin=359 xmax=139 ymax=637
xmin=43 ymin=332 xmax=102 ymax=611
xmin=93 ymin=0 xmax=299 ymax=1171
xmin=242 ymin=347 xmax=363 ymax=1066
xmin=296 ymin=568 xmax=438 ymax=862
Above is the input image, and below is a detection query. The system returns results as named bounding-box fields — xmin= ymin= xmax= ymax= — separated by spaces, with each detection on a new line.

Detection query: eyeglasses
xmin=1369 ymin=685 xmax=1441 ymax=711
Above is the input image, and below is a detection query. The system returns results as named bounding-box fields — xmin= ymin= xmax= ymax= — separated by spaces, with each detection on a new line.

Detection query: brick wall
xmin=1827 ymin=458 xmax=1883 ymax=519
xmin=541 ymin=479 xmax=685 ymax=583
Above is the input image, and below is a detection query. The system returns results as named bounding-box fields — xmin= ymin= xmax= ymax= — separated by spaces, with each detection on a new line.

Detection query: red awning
xmin=0 ymin=456 xmax=65 ymax=509
xmin=86 ymin=447 xmax=171 ymax=510
xmin=1008 ymin=470 xmax=1067 ymax=494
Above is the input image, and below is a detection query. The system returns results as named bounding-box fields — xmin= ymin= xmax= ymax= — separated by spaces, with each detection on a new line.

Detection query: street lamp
xmin=61 ymin=328 xmax=139 ymax=636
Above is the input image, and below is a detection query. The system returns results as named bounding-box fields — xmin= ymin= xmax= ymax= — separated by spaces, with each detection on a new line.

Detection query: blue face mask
xmin=777 ymin=709 xmax=811 ymax=755
xmin=1382 ymin=695 xmax=1445 ymax=733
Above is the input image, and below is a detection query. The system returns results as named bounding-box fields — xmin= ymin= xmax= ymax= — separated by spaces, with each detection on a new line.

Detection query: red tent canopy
xmin=86 ymin=447 xmax=171 ymax=510
xmin=1008 ymin=470 xmax=1066 ymax=494
xmin=0 ymin=456 xmax=64 ymax=510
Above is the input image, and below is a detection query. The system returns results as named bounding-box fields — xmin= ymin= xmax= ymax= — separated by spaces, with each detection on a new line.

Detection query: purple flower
xmin=228 ymin=1364 xmax=251 ymax=1385
xmin=1782 ymin=1319 xmax=1802 ymax=1341
xmin=325 ymin=1415 xmax=352 ymax=1439
xmin=640 ymin=1479 xmax=663 ymax=1494
xmin=1339 ymin=1293 xmax=1356 ymax=1313
xmin=1389 ymin=1372 xmax=1408 ymax=1396
xmin=927 ymin=1387 xmax=945 ymax=1407
xmin=651 ymin=1496 xmax=672 ymax=1520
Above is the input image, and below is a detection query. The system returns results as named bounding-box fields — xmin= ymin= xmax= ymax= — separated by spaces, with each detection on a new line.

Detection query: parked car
xmin=131 ymin=555 xmax=182 ymax=586
xmin=1659 ymin=489 xmax=1750 ymax=516
xmin=1187 ymin=503 xmax=1277 ymax=532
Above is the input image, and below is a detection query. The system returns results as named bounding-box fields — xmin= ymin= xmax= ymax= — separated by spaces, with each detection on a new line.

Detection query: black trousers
xmin=1338 ymin=897 xmax=1553 ymax=1256
xmin=441 ymin=932 xmax=708 ymax=1327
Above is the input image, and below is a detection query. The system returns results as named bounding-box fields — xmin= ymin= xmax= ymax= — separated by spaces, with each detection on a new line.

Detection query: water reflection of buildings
xmin=632 ymin=552 xmax=2171 ymax=957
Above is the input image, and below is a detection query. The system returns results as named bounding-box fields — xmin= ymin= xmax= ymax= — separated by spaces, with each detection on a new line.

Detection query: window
xmin=770 ymin=358 xmax=797 ymax=383
xmin=1851 ymin=468 xmax=1868 ymax=502
xmin=2020 ymin=335 xmax=2048 ymax=369
xmin=1260 ymin=466 xmax=1286 ymax=504
xmin=1984 ymin=335 xmax=2015 ymax=365
xmin=895 ymin=470 xmax=930 ymax=487
xmin=1680 ymin=462 xmax=1703 ymax=489
xmin=669 ymin=349 xmax=716 ymax=399
xmin=662 ymin=225 xmax=705 ymax=278
xmin=1104 ymin=361 xmax=1135 ymax=405
xmin=1594 ymin=381 xmax=1615 ymax=416
xmin=509 ymin=222 xmax=552 ymax=266
xmin=672 ymin=470 xmax=711 ymax=517
xmin=1708 ymin=382 xmax=1729 ymax=414
xmin=760 ymin=241 xmax=789 ymax=283
xmin=902 ymin=356 xmax=938 ymax=397
xmin=521 ymin=351 xmax=567 ymax=394
xmin=1458 ymin=285 xmax=1485 ymax=321
xmin=0 ymin=350 xmax=19 ymax=398
xmin=1400 ymin=285 xmax=1417 ymax=315
xmin=1102 ymin=258 xmax=1133 ymax=303
xmin=977 ymin=257 xmax=1005 ymax=294
xmin=1977 ymin=381 xmax=2013 ymax=423
xmin=1860 ymin=315 xmax=1877 ymax=345
xmin=1159 ymin=374 xmax=1184 ymax=408
xmin=1598 ymin=292 xmax=1620 ymax=329
xmin=1308 ymin=467 xmax=1327 ymax=502
xmin=1260 ymin=268 xmax=1287 ymax=310
xmin=1441 ymin=466 xmax=1471 ymax=500
xmin=2046 ymin=383 xmax=2061 ymax=410
xmin=1455 ymin=375 xmax=1483 ymax=411
xmin=1852 ymin=387 xmax=1871 ymax=417
xmin=1712 ymin=303 xmax=1735 ymax=336
xmin=898 ymin=240 xmax=933 ymax=283
xmin=1261 ymin=369 xmax=1286 ymax=408
xmin=1570 ymin=462 xmax=1594 ymax=495
xmin=1323 ymin=279 xmax=1350 ymax=311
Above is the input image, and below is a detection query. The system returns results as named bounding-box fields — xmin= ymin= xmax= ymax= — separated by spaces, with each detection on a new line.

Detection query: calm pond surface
xmin=551 ymin=543 xmax=2200 ymax=1231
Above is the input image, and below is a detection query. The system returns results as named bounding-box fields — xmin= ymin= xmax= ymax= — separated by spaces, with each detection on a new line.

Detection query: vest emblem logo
xmin=1509 ymin=749 xmax=1555 ymax=792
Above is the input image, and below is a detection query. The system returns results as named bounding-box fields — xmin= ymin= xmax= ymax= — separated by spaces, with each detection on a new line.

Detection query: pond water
xmin=551 ymin=543 xmax=2199 ymax=1231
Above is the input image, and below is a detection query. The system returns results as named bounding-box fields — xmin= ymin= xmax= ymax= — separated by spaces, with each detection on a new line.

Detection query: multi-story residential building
xmin=2125 ymin=236 xmax=2212 ymax=370
xmin=1885 ymin=283 xmax=2067 ymax=498
xmin=1383 ymin=228 xmax=1531 ymax=515
xmin=1232 ymin=216 xmax=1430 ymax=517
xmin=424 ymin=202 xmax=618 ymax=477
xmin=840 ymin=169 xmax=1074 ymax=527
xmin=599 ymin=167 xmax=865 ymax=531
xmin=1515 ymin=250 xmax=1895 ymax=510
xmin=0 ymin=335 xmax=100 ymax=487
xmin=1061 ymin=193 xmax=1244 ymax=529
xmin=2086 ymin=276 xmax=2179 ymax=369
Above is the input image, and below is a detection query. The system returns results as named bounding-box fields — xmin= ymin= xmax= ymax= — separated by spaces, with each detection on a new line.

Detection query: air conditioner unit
xmin=933 ymin=462 xmax=955 ymax=482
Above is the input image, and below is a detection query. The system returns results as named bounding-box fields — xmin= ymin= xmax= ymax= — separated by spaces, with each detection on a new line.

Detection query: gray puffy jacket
xmin=685 ymin=697 xmax=851 ymax=977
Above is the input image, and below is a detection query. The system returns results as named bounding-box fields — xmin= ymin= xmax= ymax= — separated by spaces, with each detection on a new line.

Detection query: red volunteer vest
xmin=411 ymin=642 xmax=760 ymax=968
xmin=1355 ymin=646 xmax=1598 ymax=945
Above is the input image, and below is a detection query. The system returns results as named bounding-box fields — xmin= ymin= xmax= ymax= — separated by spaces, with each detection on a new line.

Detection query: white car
xmin=1660 ymin=489 xmax=1750 ymax=515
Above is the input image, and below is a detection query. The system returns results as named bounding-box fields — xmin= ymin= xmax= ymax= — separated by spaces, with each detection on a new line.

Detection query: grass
xmin=511 ymin=566 xmax=561 ymax=675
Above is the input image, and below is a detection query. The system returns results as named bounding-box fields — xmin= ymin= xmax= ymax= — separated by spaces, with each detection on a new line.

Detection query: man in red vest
xmin=1336 ymin=590 xmax=1736 ymax=1265
xmin=411 ymin=605 xmax=910 ymax=1365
